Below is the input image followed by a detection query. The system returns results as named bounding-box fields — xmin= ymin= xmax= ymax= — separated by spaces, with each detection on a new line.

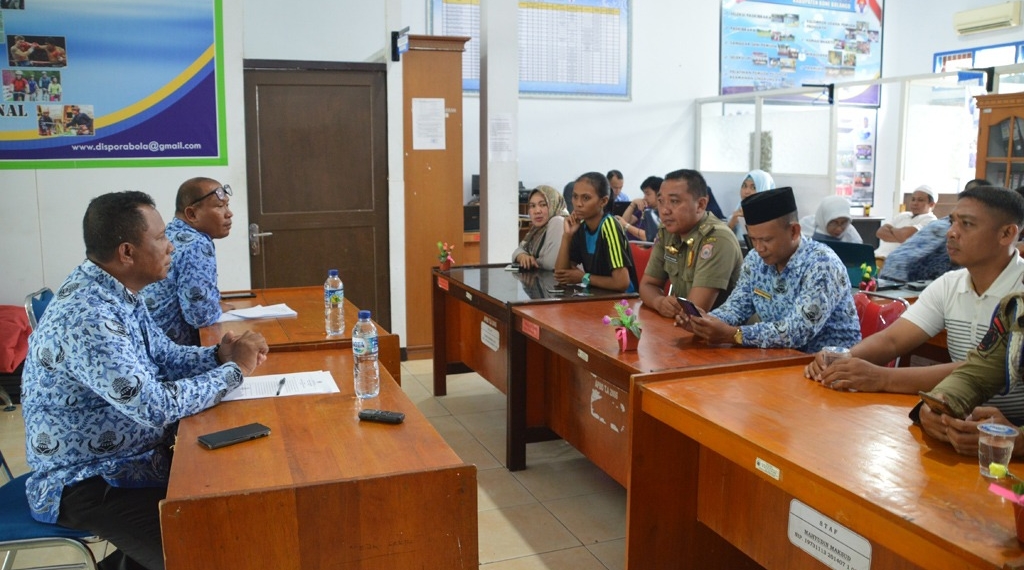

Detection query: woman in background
xmin=728 ymin=169 xmax=775 ymax=240
xmin=802 ymin=195 xmax=863 ymax=243
xmin=512 ymin=185 xmax=568 ymax=270
xmin=556 ymin=172 xmax=637 ymax=292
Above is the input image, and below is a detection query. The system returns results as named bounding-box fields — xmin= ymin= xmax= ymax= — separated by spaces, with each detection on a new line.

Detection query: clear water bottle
xmin=352 ymin=310 xmax=380 ymax=399
xmin=324 ymin=269 xmax=344 ymax=336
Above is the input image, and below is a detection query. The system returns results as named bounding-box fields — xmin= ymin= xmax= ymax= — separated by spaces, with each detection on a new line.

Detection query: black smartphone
xmin=676 ymin=297 xmax=701 ymax=317
xmin=197 ymin=422 xmax=271 ymax=450
xmin=917 ymin=391 xmax=965 ymax=420
xmin=358 ymin=409 xmax=405 ymax=424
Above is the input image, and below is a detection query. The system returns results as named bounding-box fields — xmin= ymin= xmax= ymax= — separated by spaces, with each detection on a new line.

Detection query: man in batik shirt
xmin=22 ymin=191 xmax=267 ymax=570
xmin=685 ymin=187 xmax=861 ymax=353
xmin=143 ymin=177 xmax=234 ymax=345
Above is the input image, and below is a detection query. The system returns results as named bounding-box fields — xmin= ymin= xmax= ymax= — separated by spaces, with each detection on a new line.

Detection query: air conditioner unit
xmin=953 ymin=1 xmax=1021 ymax=35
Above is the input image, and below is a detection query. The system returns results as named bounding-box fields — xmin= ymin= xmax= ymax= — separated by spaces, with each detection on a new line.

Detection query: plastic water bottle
xmin=352 ymin=310 xmax=380 ymax=399
xmin=324 ymin=269 xmax=344 ymax=336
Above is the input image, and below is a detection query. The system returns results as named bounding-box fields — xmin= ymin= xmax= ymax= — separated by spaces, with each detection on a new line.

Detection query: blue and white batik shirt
xmin=22 ymin=260 xmax=243 ymax=523
xmin=143 ymin=217 xmax=221 ymax=345
xmin=711 ymin=237 xmax=861 ymax=353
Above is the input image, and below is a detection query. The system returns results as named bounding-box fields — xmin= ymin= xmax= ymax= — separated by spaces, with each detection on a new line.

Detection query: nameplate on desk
xmin=788 ymin=500 xmax=871 ymax=570
xmin=521 ymin=320 xmax=540 ymax=340
xmin=438 ymin=277 xmax=449 ymax=291
xmin=577 ymin=349 xmax=589 ymax=363
xmin=480 ymin=320 xmax=499 ymax=352
xmin=465 ymin=291 xmax=473 ymax=302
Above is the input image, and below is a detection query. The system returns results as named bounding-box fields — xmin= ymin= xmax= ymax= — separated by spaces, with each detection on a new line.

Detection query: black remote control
xmin=358 ymin=409 xmax=405 ymax=424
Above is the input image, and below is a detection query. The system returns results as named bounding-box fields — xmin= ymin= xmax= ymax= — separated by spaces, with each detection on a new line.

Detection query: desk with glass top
xmin=431 ymin=264 xmax=633 ymax=397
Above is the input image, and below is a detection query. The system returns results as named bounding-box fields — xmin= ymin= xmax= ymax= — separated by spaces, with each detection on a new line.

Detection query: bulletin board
xmin=720 ymin=0 xmax=884 ymax=106
xmin=429 ymin=0 xmax=631 ymax=98
xmin=0 ymin=0 xmax=226 ymax=169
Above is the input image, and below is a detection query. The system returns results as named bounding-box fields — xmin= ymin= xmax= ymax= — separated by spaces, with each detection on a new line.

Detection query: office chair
xmin=23 ymin=288 xmax=53 ymax=330
xmin=0 ymin=447 xmax=98 ymax=570
xmin=853 ymin=291 xmax=910 ymax=367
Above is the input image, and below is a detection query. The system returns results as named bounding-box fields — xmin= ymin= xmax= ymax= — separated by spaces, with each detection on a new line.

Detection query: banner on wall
xmin=721 ymin=0 xmax=884 ymax=105
xmin=0 ymin=0 xmax=226 ymax=169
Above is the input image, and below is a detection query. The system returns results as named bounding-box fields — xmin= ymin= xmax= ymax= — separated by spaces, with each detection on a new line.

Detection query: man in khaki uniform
xmin=640 ymin=169 xmax=742 ymax=316
xmin=921 ymin=292 xmax=1024 ymax=458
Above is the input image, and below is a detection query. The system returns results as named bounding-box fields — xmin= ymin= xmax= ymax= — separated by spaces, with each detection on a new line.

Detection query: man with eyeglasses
xmin=143 ymin=177 xmax=234 ymax=345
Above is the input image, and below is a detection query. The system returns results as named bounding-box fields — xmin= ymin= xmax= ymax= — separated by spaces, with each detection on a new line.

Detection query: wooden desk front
xmin=161 ymin=349 xmax=477 ymax=570
xmin=431 ymin=265 xmax=631 ymax=396
xmin=628 ymin=364 xmax=1024 ymax=570
xmin=510 ymin=300 xmax=810 ymax=484
xmin=199 ymin=287 xmax=400 ymax=382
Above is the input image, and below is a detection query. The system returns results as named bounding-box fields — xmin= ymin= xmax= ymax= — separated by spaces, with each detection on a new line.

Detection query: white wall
xmin=2 ymin=0 xmax=1018 ymax=344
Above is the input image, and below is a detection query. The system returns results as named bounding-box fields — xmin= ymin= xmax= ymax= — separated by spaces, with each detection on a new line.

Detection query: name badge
xmin=664 ymin=254 xmax=678 ymax=265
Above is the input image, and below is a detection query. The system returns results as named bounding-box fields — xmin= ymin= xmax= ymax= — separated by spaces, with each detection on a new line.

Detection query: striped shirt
xmin=902 ymin=254 xmax=1024 ymax=422
xmin=568 ymin=213 xmax=637 ymax=292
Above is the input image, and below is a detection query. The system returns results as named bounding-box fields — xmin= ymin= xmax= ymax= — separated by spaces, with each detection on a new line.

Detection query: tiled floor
xmin=0 ymin=359 xmax=626 ymax=569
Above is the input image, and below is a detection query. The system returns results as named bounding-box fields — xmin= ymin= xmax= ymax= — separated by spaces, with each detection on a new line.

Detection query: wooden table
xmin=200 ymin=287 xmax=401 ymax=382
xmin=161 ymin=349 xmax=477 ymax=570
xmin=431 ymin=265 xmax=632 ymax=396
xmin=509 ymin=299 xmax=811 ymax=484
xmin=628 ymin=364 xmax=1024 ymax=570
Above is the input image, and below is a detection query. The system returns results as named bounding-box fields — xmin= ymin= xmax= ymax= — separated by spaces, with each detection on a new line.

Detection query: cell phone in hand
xmin=917 ymin=391 xmax=966 ymax=420
xmin=197 ymin=422 xmax=271 ymax=449
xmin=676 ymin=297 xmax=701 ymax=317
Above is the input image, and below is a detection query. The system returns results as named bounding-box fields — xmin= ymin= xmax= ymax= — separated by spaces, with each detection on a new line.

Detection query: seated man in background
xmin=22 ymin=191 xmax=267 ymax=570
xmin=807 ymin=187 xmax=1024 ymax=435
xmin=685 ymin=187 xmax=861 ymax=353
xmin=607 ymin=169 xmax=630 ymax=202
xmin=878 ymin=179 xmax=991 ymax=283
xmin=920 ymin=291 xmax=1024 ymax=458
xmin=616 ymin=175 xmax=661 ymax=242
xmin=874 ymin=184 xmax=937 ymax=259
xmin=640 ymin=169 xmax=742 ymax=315
xmin=143 ymin=177 xmax=233 ymax=345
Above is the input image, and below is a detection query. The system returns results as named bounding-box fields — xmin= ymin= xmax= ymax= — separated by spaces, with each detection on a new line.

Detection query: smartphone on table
xmin=197 ymin=422 xmax=271 ymax=450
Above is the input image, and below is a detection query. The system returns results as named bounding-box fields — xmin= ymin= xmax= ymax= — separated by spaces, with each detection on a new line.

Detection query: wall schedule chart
xmin=430 ymin=0 xmax=630 ymax=98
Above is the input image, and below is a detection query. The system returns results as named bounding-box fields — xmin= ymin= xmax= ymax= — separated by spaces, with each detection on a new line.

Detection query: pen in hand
xmin=275 ymin=378 xmax=286 ymax=396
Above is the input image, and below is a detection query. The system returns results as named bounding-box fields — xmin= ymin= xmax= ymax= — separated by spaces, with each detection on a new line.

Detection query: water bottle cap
xmin=328 ymin=269 xmax=338 ymax=277
xmin=358 ymin=310 xmax=371 ymax=319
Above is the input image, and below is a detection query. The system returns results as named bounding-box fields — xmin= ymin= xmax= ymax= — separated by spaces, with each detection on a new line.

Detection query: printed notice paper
xmin=223 ymin=370 xmax=339 ymax=402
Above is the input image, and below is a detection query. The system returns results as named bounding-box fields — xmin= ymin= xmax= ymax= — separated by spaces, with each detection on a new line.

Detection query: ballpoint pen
xmin=275 ymin=378 xmax=286 ymax=396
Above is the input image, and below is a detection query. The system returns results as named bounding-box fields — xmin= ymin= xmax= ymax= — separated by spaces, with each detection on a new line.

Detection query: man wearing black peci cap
xmin=683 ymin=187 xmax=860 ymax=353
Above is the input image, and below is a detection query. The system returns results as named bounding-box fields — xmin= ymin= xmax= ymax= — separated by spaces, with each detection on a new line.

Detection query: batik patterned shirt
xmin=711 ymin=237 xmax=861 ymax=353
xmin=22 ymin=260 xmax=243 ymax=523
xmin=143 ymin=217 xmax=221 ymax=345
xmin=878 ymin=217 xmax=955 ymax=283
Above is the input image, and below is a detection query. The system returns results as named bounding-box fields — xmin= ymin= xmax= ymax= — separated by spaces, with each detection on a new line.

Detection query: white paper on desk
xmin=226 ymin=303 xmax=297 ymax=320
xmin=223 ymin=370 xmax=339 ymax=401
xmin=216 ymin=312 xmax=244 ymax=323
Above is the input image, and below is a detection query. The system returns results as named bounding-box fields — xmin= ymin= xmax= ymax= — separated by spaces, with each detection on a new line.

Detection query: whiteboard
xmin=429 ymin=0 xmax=631 ymax=99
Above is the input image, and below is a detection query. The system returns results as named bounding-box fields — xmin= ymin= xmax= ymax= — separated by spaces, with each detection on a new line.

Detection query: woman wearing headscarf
xmin=801 ymin=195 xmax=863 ymax=243
xmin=512 ymin=185 xmax=569 ymax=270
xmin=728 ymin=169 xmax=775 ymax=240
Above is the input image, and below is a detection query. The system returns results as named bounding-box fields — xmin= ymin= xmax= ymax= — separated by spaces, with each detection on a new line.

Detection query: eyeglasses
xmin=188 ymin=184 xmax=232 ymax=207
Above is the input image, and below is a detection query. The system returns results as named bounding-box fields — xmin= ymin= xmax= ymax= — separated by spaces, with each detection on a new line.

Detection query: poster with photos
xmin=721 ymin=0 xmax=883 ymax=105
xmin=0 ymin=0 xmax=225 ymax=168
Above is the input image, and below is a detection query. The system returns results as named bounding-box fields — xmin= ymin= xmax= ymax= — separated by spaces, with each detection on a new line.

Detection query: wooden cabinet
xmin=403 ymin=35 xmax=469 ymax=359
xmin=975 ymin=93 xmax=1024 ymax=189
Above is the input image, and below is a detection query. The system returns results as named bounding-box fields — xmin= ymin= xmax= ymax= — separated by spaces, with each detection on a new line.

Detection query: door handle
xmin=249 ymin=223 xmax=273 ymax=256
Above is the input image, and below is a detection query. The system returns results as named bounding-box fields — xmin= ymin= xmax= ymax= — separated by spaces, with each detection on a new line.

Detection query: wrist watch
xmin=733 ymin=327 xmax=743 ymax=345
xmin=582 ymin=273 xmax=591 ymax=288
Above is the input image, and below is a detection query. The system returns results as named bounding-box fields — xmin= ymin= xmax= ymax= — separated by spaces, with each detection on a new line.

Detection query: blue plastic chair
xmin=23 ymin=288 xmax=54 ymax=330
xmin=0 ymin=448 xmax=98 ymax=570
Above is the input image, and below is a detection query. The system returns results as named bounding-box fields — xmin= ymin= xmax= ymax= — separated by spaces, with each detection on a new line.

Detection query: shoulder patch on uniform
xmin=977 ymin=315 xmax=1005 ymax=352
xmin=700 ymin=243 xmax=714 ymax=260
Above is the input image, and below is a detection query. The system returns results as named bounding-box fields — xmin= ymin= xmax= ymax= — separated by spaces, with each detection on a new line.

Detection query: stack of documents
xmin=217 ymin=303 xmax=298 ymax=323
xmin=223 ymin=370 xmax=339 ymax=401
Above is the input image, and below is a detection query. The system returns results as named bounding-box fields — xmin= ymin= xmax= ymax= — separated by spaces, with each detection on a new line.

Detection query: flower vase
xmin=615 ymin=327 xmax=639 ymax=352
xmin=1014 ymin=502 xmax=1024 ymax=542
xmin=859 ymin=279 xmax=877 ymax=292
xmin=439 ymin=259 xmax=452 ymax=272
